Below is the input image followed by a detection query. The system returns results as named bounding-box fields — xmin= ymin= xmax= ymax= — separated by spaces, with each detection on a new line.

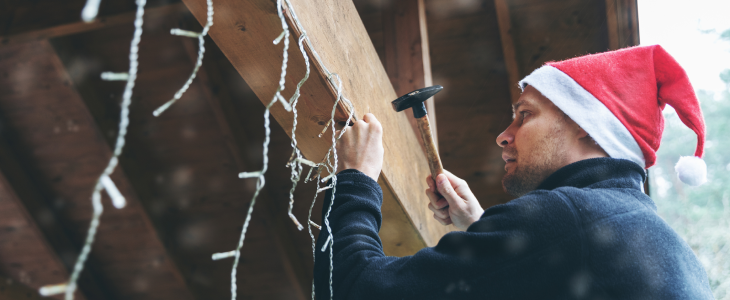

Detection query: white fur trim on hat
xmin=519 ymin=65 xmax=646 ymax=168
xmin=675 ymin=156 xmax=707 ymax=186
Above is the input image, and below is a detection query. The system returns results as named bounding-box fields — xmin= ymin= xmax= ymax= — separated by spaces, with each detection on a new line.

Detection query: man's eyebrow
xmin=512 ymin=100 xmax=526 ymax=111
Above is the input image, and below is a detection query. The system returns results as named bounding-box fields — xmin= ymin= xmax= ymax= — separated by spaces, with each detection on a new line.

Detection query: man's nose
xmin=496 ymin=130 xmax=513 ymax=148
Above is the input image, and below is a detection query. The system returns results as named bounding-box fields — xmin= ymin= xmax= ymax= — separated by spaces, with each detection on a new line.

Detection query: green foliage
xmin=721 ymin=29 xmax=730 ymax=41
xmin=651 ymin=88 xmax=730 ymax=299
xmin=721 ymin=69 xmax=730 ymax=85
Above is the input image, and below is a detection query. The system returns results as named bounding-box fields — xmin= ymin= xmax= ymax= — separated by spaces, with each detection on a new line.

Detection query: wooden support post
xmin=494 ymin=0 xmax=522 ymax=103
xmin=181 ymin=0 xmax=454 ymax=253
xmin=605 ymin=0 xmax=640 ymax=50
xmin=382 ymin=0 xmax=438 ymax=152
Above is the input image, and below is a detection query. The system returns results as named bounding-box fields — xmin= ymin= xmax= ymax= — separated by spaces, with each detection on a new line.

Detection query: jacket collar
xmin=536 ymin=158 xmax=646 ymax=191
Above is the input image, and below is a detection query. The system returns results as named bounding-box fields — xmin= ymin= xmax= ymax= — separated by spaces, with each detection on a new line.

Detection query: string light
xmin=280 ymin=0 xmax=359 ymax=299
xmin=38 ymin=0 xmax=147 ymax=298
xmin=206 ymin=0 xmax=357 ymax=299
xmin=100 ymin=175 xmax=126 ymax=209
xmin=48 ymin=0 xmax=361 ymax=299
xmin=100 ymin=72 xmax=129 ymax=81
xmin=38 ymin=283 xmax=68 ymax=297
xmin=81 ymin=0 xmax=102 ymax=23
xmin=152 ymin=0 xmax=214 ymax=117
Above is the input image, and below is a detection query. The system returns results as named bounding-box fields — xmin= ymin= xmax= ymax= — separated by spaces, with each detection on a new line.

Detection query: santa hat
xmin=519 ymin=45 xmax=707 ymax=186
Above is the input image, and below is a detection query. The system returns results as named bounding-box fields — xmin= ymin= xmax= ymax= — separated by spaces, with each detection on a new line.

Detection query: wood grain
xmin=416 ymin=116 xmax=444 ymax=180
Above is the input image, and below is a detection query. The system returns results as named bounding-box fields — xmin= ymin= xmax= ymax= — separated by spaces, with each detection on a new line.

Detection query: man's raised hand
xmin=335 ymin=113 xmax=384 ymax=182
xmin=426 ymin=171 xmax=484 ymax=230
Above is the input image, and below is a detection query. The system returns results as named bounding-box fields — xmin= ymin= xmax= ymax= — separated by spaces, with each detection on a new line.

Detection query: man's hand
xmin=426 ymin=171 xmax=484 ymax=230
xmin=335 ymin=113 xmax=384 ymax=181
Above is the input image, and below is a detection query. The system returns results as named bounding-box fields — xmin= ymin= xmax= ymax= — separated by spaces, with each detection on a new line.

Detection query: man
xmin=313 ymin=45 xmax=713 ymax=299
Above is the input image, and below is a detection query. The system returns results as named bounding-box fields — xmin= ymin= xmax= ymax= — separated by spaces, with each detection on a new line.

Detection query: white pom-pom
xmin=675 ymin=156 xmax=707 ymax=186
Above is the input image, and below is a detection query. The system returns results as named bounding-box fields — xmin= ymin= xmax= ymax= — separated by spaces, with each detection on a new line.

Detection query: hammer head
xmin=391 ymin=85 xmax=443 ymax=112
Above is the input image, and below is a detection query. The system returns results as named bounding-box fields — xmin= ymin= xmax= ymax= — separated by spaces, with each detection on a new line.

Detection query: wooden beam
xmin=381 ymin=0 xmax=438 ymax=152
xmin=0 ymin=120 xmax=110 ymax=300
xmin=0 ymin=276 xmax=47 ymax=300
xmin=494 ymin=0 xmax=522 ymax=103
xmin=0 ymin=3 xmax=187 ymax=46
xmin=0 ymin=168 xmax=85 ymax=300
xmin=181 ymin=0 xmax=454 ymax=251
xmin=0 ymin=40 xmax=195 ymax=300
xmin=605 ymin=0 xmax=640 ymax=50
xmin=178 ymin=36 xmax=309 ymax=300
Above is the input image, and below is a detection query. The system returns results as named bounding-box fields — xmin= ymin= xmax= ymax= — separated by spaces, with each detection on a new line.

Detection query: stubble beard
xmin=502 ymin=161 xmax=544 ymax=197
xmin=502 ymin=123 xmax=567 ymax=197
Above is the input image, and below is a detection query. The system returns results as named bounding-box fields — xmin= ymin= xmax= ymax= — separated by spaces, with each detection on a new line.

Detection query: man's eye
xmin=520 ymin=111 xmax=530 ymax=118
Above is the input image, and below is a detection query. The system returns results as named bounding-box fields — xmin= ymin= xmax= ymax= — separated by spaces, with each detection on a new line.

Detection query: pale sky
xmin=639 ymin=0 xmax=730 ymax=93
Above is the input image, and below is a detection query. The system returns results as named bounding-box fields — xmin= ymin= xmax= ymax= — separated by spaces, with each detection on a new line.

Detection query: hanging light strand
xmin=39 ymin=0 xmax=147 ymax=299
xmin=152 ymin=0 xmax=214 ymax=117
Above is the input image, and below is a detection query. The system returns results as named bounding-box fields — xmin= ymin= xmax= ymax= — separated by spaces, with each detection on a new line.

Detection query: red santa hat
xmin=519 ymin=44 xmax=707 ymax=186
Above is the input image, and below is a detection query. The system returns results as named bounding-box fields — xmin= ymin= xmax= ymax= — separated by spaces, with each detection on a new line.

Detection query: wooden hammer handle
xmin=416 ymin=115 xmax=444 ymax=180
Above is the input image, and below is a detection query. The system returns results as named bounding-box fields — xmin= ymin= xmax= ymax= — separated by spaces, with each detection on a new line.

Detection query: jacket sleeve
xmin=314 ymin=169 xmax=388 ymax=300
xmin=313 ymin=170 xmax=583 ymax=300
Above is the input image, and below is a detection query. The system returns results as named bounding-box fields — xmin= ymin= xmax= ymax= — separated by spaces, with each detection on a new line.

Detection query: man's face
xmin=496 ymin=86 xmax=580 ymax=197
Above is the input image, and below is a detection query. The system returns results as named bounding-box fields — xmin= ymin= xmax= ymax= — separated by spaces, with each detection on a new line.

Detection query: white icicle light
xmin=238 ymin=171 xmax=262 ymax=178
xmin=211 ymin=250 xmax=237 ymax=260
xmin=39 ymin=283 xmax=68 ymax=296
xmin=101 ymin=175 xmax=126 ymax=209
xmin=170 ymin=28 xmax=202 ymax=38
xmin=100 ymin=72 xmax=129 ymax=81
xmin=81 ymin=0 xmax=101 ymax=23
xmin=675 ymin=156 xmax=707 ymax=186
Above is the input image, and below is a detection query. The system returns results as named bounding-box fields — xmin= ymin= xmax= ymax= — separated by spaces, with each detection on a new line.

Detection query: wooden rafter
xmin=0 ymin=3 xmax=187 ymax=46
xmin=0 ymin=168 xmax=86 ymax=300
xmin=181 ymin=0 xmax=454 ymax=251
xmin=0 ymin=275 xmax=48 ymax=300
xmin=0 ymin=40 xmax=195 ymax=300
xmin=0 ymin=126 xmax=110 ymax=300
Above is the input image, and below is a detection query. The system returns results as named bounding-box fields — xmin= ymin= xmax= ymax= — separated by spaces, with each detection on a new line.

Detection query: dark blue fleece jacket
xmin=314 ymin=158 xmax=713 ymax=299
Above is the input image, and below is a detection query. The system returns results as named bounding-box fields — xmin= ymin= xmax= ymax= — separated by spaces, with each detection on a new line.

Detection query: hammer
xmin=391 ymin=85 xmax=444 ymax=181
